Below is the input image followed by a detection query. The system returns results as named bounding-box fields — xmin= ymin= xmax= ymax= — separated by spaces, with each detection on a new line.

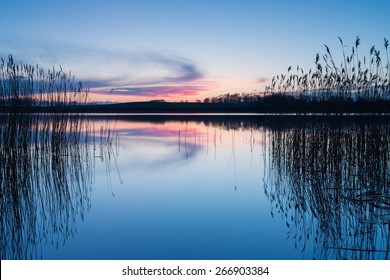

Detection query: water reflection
xmin=264 ymin=119 xmax=390 ymax=259
xmin=1 ymin=114 xmax=390 ymax=259
xmin=0 ymin=113 xmax=114 ymax=259
xmin=99 ymin=115 xmax=390 ymax=259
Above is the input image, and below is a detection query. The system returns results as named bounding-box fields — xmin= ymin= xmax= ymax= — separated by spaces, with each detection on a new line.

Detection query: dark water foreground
xmin=1 ymin=113 xmax=389 ymax=260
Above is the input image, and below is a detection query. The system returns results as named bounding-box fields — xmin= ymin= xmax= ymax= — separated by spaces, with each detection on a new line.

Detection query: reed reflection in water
xmin=2 ymin=114 xmax=390 ymax=260
xmin=0 ymin=113 xmax=115 ymax=259
xmin=264 ymin=119 xmax=390 ymax=259
xmin=87 ymin=115 xmax=390 ymax=259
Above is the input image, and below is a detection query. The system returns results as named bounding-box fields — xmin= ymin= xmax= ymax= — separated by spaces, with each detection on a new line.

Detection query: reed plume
xmin=266 ymin=37 xmax=390 ymax=103
xmin=0 ymin=55 xmax=88 ymax=110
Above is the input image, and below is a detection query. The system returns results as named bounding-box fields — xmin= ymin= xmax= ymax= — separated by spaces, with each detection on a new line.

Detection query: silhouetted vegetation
xmin=2 ymin=38 xmax=390 ymax=114
xmin=1 ymin=39 xmax=390 ymax=260
xmin=0 ymin=112 xmax=118 ymax=259
xmin=2 ymin=112 xmax=389 ymax=259
xmin=202 ymin=37 xmax=390 ymax=114
xmin=60 ymin=99 xmax=390 ymax=114
xmin=0 ymin=55 xmax=88 ymax=111
xmin=0 ymin=113 xmax=90 ymax=259
xmin=264 ymin=120 xmax=390 ymax=259
xmin=266 ymin=37 xmax=390 ymax=101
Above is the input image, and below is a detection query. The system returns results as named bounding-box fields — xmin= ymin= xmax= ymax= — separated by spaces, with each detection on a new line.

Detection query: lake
xmin=1 ymin=114 xmax=389 ymax=260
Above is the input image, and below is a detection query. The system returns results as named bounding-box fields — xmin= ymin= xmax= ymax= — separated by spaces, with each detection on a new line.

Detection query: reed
xmin=265 ymin=37 xmax=390 ymax=103
xmin=0 ymin=112 xmax=118 ymax=259
xmin=0 ymin=55 xmax=88 ymax=110
xmin=264 ymin=119 xmax=390 ymax=259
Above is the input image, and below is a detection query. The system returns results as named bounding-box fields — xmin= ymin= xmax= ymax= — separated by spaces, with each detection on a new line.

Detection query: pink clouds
xmin=111 ymin=85 xmax=206 ymax=98
xmin=255 ymin=77 xmax=269 ymax=84
xmin=88 ymin=79 xmax=218 ymax=102
xmin=77 ymin=51 xmax=222 ymax=101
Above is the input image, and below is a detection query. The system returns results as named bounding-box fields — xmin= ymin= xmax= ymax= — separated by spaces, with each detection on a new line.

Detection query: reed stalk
xmin=0 ymin=55 xmax=88 ymax=110
xmin=266 ymin=37 xmax=390 ymax=103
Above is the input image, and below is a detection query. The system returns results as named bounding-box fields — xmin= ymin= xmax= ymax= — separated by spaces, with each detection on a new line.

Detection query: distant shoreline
xmin=1 ymin=99 xmax=390 ymax=115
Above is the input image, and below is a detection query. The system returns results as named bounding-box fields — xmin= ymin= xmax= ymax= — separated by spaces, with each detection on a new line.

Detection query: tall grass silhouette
xmin=266 ymin=37 xmax=390 ymax=102
xmin=0 ymin=55 xmax=122 ymax=259
xmin=0 ymin=113 xmax=118 ymax=259
xmin=0 ymin=55 xmax=88 ymax=110
xmin=264 ymin=119 xmax=390 ymax=259
xmin=0 ymin=113 xmax=89 ymax=259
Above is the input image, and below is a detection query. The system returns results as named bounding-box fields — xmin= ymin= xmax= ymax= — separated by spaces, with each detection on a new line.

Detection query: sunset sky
xmin=1 ymin=0 xmax=389 ymax=102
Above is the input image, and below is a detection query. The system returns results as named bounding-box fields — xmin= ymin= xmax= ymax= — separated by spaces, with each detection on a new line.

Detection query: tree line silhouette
xmin=203 ymin=37 xmax=390 ymax=113
xmin=2 ymin=38 xmax=390 ymax=114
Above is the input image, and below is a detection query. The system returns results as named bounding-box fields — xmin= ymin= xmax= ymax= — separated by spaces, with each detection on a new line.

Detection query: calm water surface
xmin=1 ymin=114 xmax=389 ymax=259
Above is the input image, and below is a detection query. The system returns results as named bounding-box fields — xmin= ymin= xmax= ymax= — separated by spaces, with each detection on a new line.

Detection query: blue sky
xmin=1 ymin=0 xmax=389 ymax=102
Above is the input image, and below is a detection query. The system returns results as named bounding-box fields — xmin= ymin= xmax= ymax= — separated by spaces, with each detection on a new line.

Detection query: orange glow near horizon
xmin=84 ymin=76 xmax=268 ymax=103
xmin=85 ymin=79 xmax=220 ymax=103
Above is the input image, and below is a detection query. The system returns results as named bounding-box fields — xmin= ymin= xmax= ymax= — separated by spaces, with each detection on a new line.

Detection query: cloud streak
xmin=82 ymin=52 xmax=205 ymax=94
xmin=255 ymin=77 xmax=269 ymax=84
xmin=108 ymin=85 xmax=208 ymax=98
xmin=0 ymin=39 xmax=211 ymax=100
xmin=142 ymin=53 xmax=203 ymax=83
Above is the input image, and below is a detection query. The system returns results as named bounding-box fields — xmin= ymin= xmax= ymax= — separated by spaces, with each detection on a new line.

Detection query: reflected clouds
xmin=3 ymin=114 xmax=390 ymax=260
xmin=116 ymin=123 xmax=203 ymax=169
xmin=116 ymin=117 xmax=390 ymax=259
